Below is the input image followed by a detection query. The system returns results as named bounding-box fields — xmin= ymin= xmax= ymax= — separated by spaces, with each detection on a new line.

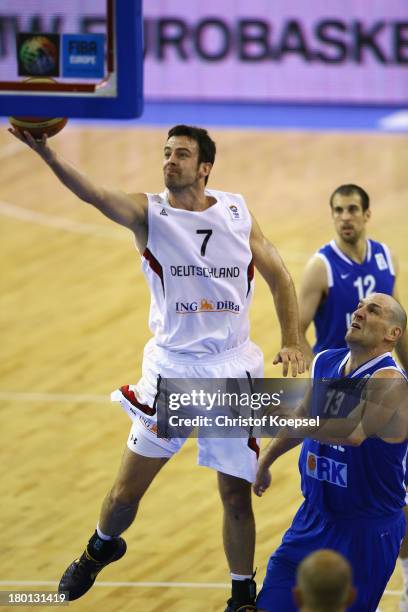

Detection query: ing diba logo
xmin=200 ymin=298 xmax=214 ymax=310
xmin=176 ymin=298 xmax=240 ymax=313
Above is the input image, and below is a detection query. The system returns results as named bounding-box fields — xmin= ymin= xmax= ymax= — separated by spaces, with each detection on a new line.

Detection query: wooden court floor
xmin=1 ymin=126 xmax=407 ymax=611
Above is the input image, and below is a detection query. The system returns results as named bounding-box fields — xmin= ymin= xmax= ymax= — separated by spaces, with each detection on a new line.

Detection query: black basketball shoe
xmin=58 ymin=531 xmax=127 ymax=600
xmin=224 ymin=604 xmax=257 ymax=612
xmin=224 ymin=577 xmax=257 ymax=611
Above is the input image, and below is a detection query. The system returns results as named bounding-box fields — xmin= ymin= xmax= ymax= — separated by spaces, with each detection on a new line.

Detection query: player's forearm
xmin=43 ymin=148 xmax=104 ymax=206
xmin=259 ymin=436 xmax=302 ymax=469
xmin=299 ymin=330 xmax=314 ymax=363
xmin=306 ymin=428 xmax=364 ymax=447
xmin=272 ymin=274 xmax=300 ymax=347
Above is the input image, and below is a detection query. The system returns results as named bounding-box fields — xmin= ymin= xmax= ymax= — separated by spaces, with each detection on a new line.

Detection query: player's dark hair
xmin=167 ymin=125 xmax=216 ymax=185
xmin=329 ymin=184 xmax=370 ymax=211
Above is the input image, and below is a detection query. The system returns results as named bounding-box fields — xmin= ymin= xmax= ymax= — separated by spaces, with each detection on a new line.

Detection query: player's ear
xmin=364 ymin=208 xmax=371 ymax=221
xmin=346 ymin=586 xmax=357 ymax=606
xmin=199 ymin=162 xmax=212 ymax=182
xmin=386 ymin=324 xmax=403 ymax=343
xmin=292 ymin=586 xmax=303 ymax=607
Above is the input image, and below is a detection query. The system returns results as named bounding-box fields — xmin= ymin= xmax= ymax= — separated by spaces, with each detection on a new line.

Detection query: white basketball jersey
xmin=141 ymin=189 xmax=254 ymax=356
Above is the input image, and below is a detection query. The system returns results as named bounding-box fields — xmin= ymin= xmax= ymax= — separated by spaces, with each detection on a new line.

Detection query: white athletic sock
xmin=96 ymin=524 xmax=114 ymax=541
xmin=400 ymin=557 xmax=408 ymax=584
xmin=230 ymin=573 xmax=253 ymax=581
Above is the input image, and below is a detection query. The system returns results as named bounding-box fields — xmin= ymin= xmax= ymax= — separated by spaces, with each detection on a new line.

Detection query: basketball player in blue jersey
xmin=255 ymin=292 xmax=408 ymax=612
xmin=298 ymin=184 xmax=408 ymax=610
xmin=9 ymin=124 xmax=304 ymax=611
xmin=299 ymin=184 xmax=408 ymax=369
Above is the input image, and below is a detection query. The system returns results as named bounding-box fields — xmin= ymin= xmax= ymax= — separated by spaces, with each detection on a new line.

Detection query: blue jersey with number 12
xmin=314 ymin=239 xmax=395 ymax=354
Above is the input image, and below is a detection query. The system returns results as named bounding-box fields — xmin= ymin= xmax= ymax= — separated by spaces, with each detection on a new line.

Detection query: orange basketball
xmin=9 ymin=77 xmax=68 ymax=140
xmin=8 ymin=116 xmax=68 ymax=140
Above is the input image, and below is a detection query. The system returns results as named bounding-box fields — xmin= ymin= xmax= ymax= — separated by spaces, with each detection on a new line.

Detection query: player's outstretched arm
xmin=249 ymin=213 xmax=304 ymax=377
xmin=304 ymin=370 xmax=407 ymax=446
xmin=253 ymin=386 xmax=311 ymax=496
xmin=298 ymin=256 xmax=327 ymax=368
xmin=8 ymin=129 xmax=147 ymax=245
xmin=358 ymin=369 xmax=408 ymax=444
xmin=253 ymin=437 xmax=302 ymax=497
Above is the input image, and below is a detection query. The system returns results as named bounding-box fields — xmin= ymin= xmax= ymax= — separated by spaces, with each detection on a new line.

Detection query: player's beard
xmin=341 ymin=232 xmax=358 ymax=244
xmin=339 ymin=226 xmax=361 ymax=244
xmin=164 ymin=170 xmax=200 ymax=193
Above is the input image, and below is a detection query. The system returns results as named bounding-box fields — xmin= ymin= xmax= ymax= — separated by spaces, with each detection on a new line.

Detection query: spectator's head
xmin=293 ymin=550 xmax=356 ymax=612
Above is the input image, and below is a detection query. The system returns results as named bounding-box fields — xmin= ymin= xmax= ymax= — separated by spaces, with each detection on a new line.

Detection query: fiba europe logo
xmin=18 ymin=35 xmax=59 ymax=76
xmin=228 ymin=204 xmax=241 ymax=221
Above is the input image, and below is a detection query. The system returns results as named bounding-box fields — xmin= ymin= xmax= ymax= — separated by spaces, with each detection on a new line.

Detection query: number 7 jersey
xmin=141 ymin=189 xmax=255 ymax=356
xmin=313 ymin=239 xmax=395 ymax=354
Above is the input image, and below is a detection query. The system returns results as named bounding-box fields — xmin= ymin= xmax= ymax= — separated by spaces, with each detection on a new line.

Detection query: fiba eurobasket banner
xmin=0 ymin=0 xmax=407 ymax=104
xmin=144 ymin=0 xmax=408 ymax=104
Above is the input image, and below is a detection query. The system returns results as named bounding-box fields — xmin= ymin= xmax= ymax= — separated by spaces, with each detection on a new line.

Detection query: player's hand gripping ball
xmin=8 ymin=78 xmax=68 ymax=140
xmin=8 ymin=116 xmax=68 ymax=140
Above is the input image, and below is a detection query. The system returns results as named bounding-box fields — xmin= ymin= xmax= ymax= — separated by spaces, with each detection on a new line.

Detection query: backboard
xmin=0 ymin=0 xmax=143 ymax=118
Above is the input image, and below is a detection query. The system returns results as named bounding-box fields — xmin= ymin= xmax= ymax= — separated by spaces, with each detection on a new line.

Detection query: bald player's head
xmin=386 ymin=294 xmax=407 ymax=334
xmin=293 ymin=550 xmax=356 ymax=612
xmin=374 ymin=292 xmax=406 ymax=345
xmin=346 ymin=292 xmax=407 ymax=350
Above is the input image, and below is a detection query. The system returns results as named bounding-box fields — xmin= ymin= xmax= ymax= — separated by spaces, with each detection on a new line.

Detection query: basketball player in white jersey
xmin=9 ymin=124 xmax=304 ymax=611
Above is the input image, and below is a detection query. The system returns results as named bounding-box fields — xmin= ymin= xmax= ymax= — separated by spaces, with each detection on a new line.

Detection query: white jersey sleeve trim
xmin=366 ymin=239 xmax=372 ymax=262
xmin=329 ymin=240 xmax=353 ymax=266
xmin=402 ymin=449 xmax=408 ymax=482
xmin=310 ymin=349 xmax=330 ymax=380
xmin=350 ymin=352 xmax=394 ymax=378
xmin=315 ymin=253 xmax=334 ymax=288
xmin=337 ymin=350 xmax=351 ymax=375
xmin=381 ymin=243 xmax=395 ymax=276
xmin=207 ymin=189 xmax=251 ymax=225
xmin=144 ymin=192 xmax=161 ymax=253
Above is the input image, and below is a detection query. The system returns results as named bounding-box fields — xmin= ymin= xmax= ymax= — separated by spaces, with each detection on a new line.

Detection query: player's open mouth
xmin=351 ymin=322 xmax=361 ymax=329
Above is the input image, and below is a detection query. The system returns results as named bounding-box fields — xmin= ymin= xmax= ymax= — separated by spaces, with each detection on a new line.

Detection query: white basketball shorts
xmin=111 ymin=338 xmax=264 ymax=483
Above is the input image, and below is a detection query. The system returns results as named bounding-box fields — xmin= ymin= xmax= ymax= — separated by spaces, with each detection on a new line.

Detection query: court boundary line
xmin=0 ymin=391 xmax=110 ymax=403
xmin=0 ymin=200 xmax=127 ymax=241
xmin=1 ymin=199 xmax=406 ymax=266
xmin=0 ymin=581 xmax=401 ymax=596
xmin=0 ymin=581 xmax=228 ymax=589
